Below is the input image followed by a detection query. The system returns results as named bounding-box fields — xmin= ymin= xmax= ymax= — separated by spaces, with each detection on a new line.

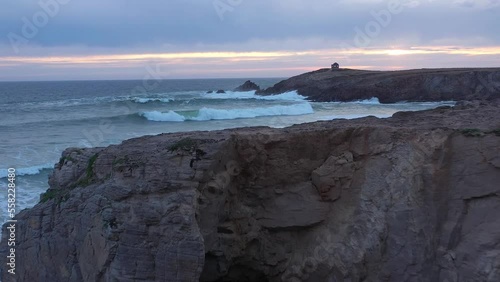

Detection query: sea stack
xmin=234 ymin=80 xmax=261 ymax=92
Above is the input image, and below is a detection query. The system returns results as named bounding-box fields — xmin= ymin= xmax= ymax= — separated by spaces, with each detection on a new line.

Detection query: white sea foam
xmin=204 ymin=91 xmax=256 ymax=99
xmin=203 ymin=90 xmax=307 ymax=101
xmin=318 ymin=113 xmax=392 ymax=121
xmin=353 ymin=97 xmax=381 ymax=104
xmin=141 ymin=110 xmax=186 ymax=122
xmin=141 ymin=103 xmax=314 ymax=122
xmin=132 ymin=97 xmax=173 ymax=104
xmin=0 ymin=163 xmax=54 ymax=178
xmin=193 ymin=103 xmax=313 ymax=120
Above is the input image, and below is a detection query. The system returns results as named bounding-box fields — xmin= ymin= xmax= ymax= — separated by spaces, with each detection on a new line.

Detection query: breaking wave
xmin=140 ymin=103 xmax=314 ymax=122
xmin=131 ymin=97 xmax=174 ymax=104
xmin=0 ymin=163 xmax=54 ymax=178
xmin=203 ymin=90 xmax=306 ymax=101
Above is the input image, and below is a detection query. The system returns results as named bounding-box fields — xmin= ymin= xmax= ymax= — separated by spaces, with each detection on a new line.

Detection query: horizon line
xmin=1 ymin=66 xmax=500 ymax=83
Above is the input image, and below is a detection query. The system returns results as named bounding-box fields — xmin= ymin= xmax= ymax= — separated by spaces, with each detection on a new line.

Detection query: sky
xmin=0 ymin=0 xmax=499 ymax=81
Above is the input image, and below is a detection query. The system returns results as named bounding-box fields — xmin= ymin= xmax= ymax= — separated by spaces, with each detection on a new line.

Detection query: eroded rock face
xmin=257 ymin=68 xmax=500 ymax=103
xmin=1 ymin=102 xmax=500 ymax=282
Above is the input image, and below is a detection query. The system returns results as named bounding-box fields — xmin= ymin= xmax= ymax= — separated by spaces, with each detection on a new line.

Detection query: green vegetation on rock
xmin=58 ymin=156 xmax=76 ymax=166
xmin=460 ymin=128 xmax=484 ymax=137
xmin=40 ymin=189 xmax=59 ymax=203
xmin=168 ymin=138 xmax=207 ymax=169
xmin=39 ymin=189 xmax=70 ymax=204
xmin=168 ymin=138 xmax=199 ymax=153
xmin=73 ymin=153 xmax=99 ymax=188
xmin=113 ymin=156 xmax=129 ymax=166
xmin=487 ymin=129 xmax=500 ymax=136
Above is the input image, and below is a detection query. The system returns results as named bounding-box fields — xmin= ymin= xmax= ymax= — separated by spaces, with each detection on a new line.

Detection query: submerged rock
xmin=216 ymin=89 xmax=225 ymax=94
xmin=2 ymin=101 xmax=500 ymax=281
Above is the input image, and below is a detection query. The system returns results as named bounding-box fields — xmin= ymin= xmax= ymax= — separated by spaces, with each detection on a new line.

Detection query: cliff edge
xmin=1 ymin=101 xmax=500 ymax=281
xmin=257 ymin=68 xmax=500 ymax=103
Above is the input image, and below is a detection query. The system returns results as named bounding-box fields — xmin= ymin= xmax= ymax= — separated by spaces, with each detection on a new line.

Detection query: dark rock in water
xmin=2 ymin=101 xmax=500 ymax=281
xmin=206 ymin=90 xmax=213 ymax=94
xmin=216 ymin=90 xmax=225 ymax=94
xmin=234 ymin=80 xmax=261 ymax=92
xmin=257 ymin=67 xmax=500 ymax=103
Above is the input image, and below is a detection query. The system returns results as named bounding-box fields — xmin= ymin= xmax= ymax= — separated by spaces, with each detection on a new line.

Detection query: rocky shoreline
xmin=257 ymin=68 xmax=500 ymax=103
xmin=1 ymin=99 xmax=500 ymax=281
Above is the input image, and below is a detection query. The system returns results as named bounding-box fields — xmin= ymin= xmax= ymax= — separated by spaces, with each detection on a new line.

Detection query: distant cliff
xmin=258 ymin=68 xmax=500 ymax=103
xmin=1 ymin=101 xmax=500 ymax=281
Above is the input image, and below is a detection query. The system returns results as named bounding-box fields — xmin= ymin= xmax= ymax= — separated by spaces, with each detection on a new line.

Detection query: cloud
xmin=0 ymin=0 xmax=499 ymax=80
xmin=455 ymin=0 xmax=476 ymax=7
xmin=1 ymin=0 xmax=499 ymax=51
xmin=0 ymin=45 xmax=498 ymax=80
xmin=454 ymin=0 xmax=500 ymax=8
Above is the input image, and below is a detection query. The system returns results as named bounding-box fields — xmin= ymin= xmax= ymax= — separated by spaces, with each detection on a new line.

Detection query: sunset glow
xmin=0 ymin=0 xmax=498 ymax=80
xmin=2 ymin=46 xmax=499 ymax=66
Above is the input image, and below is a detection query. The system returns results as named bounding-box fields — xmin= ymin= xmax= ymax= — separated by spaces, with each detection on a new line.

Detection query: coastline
xmin=258 ymin=67 xmax=500 ymax=103
xmin=1 ymin=99 xmax=499 ymax=281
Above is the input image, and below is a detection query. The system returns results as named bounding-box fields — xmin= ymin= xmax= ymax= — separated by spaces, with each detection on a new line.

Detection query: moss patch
xmin=460 ymin=128 xmax=484 ymax=137
xmin=168 ymin=138 xmax=208 ymax=169
xmin=168 ymin=138 xmax=199 ymax=153
xmin=40 ymin=189 xmax=59 ymax=203
xmin=86 ymin=154 xmax=98 ymax=178
xmin=460 ymin=128 xmax=500 ymax=137
xmin=58 ymin=156 xmax=76 ymax=166
xmin=40 ymin=189 xmax=70 ymax=204
xmin=486 ymin=129 xmax=500 ymax=137
xmin=113 ymin=156 xmax=129 ymax=166
xmin=41 ymin=153 xmax=100 ymax=203
xmin=72 ymin=153 xmax=99 ymax=188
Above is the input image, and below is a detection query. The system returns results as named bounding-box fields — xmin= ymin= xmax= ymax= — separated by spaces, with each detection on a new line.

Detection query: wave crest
xmin=141 ymin=103 xmax=314 ymax=122
xmin=0 ymin=163 xmax=54 ymax=178
xmin=204 ymin=90 xmax=306 ymax=101
xmin=132 ymin=97 xmax=173 ymax=104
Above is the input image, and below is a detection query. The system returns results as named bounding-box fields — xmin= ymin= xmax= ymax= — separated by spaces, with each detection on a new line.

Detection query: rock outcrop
xmin=234 ymin=80 xmax=261 ymax=92
xmin=1 ymin=101 xmax=500 ymax=281
xmin=257 ymin=68 xmax=500 ymax=103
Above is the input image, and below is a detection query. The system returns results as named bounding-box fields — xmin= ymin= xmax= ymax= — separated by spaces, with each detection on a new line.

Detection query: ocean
xmin=0 ymin=78 xmax=455 ymax=225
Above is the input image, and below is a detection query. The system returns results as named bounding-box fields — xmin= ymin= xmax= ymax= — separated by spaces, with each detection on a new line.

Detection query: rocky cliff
xmin=1 ymin=101 xmax=500 ymax=282
xmin=258 ymin=68 xmax=500 ymax=103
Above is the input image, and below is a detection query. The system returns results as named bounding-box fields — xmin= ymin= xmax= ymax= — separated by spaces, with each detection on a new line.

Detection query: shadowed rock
xmin=1 ymin=101 xmax=500 ymax=281
xmin=234 ymin=80 xmax=261 ymax=92
xmin=257 ymin=68 xmax=500 ymax=103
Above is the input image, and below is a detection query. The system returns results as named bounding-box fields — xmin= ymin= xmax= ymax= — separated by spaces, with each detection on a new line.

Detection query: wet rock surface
xmin=1 ymin=101 xmax=500 ymax=281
